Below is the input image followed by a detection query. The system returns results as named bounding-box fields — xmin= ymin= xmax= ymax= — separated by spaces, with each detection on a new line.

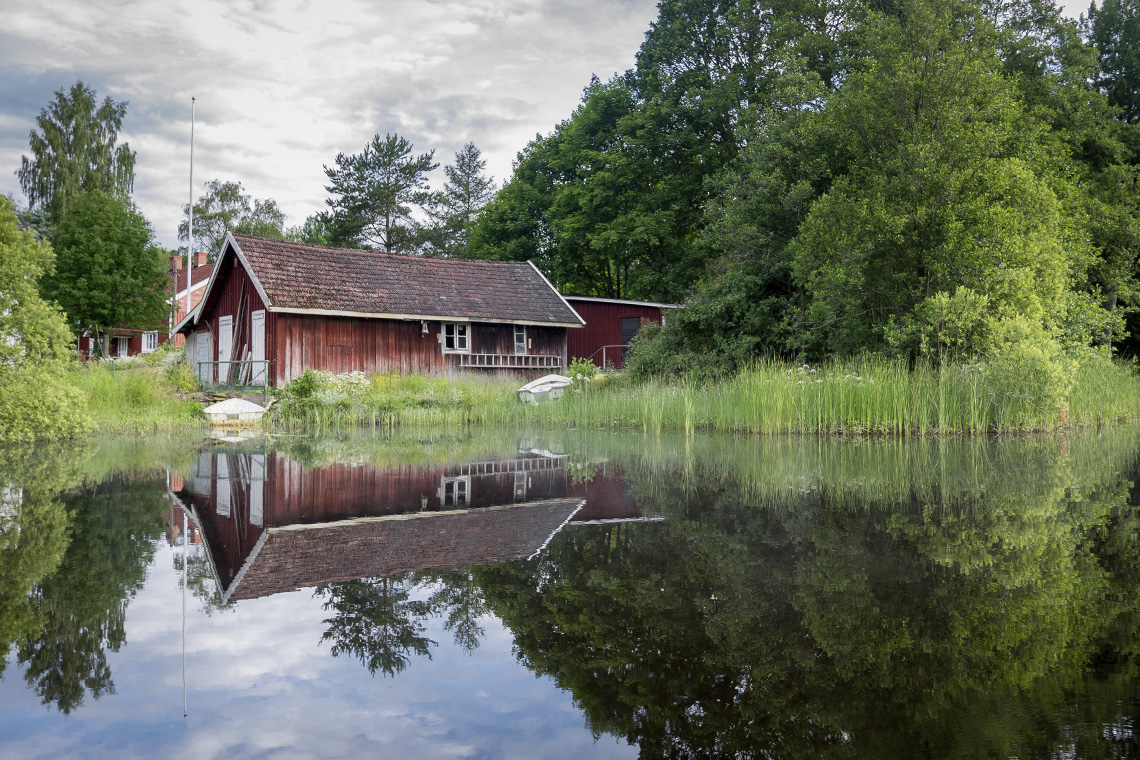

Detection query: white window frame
xmin=115 ymin=336 xmax=129 ymax=358
xmin=441 ymin=476 xmax=470 ymax=506
xmin=514 ymin=325 xmax=527 ymax=355
xmin=141 ymin=331 xmax=158 ymax=354
xmin=441 ymin=322 xmax=470 ymax=354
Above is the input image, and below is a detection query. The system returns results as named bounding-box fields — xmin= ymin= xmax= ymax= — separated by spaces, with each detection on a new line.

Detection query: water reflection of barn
xmin=171 ymin=446 xmax=659 ymax=604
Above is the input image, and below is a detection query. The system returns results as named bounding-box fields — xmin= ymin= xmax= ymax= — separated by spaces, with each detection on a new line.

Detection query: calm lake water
xmin=3 ymin=427 xmax=1140 ymax=759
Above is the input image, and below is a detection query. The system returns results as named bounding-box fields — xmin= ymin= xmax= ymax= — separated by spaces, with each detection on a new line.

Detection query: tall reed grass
xmin=268 ymin=356 xmax=1140 ymax=436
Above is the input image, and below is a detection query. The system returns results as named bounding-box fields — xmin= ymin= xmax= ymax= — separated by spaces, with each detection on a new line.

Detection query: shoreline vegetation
xmin=34 ymin=347 xmax=1139 ymax=440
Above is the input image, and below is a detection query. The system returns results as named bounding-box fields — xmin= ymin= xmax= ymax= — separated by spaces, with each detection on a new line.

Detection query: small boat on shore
xmin=517 ymin=374 xmax=572 ymax=405
xmin=202 ymin=398 xmax=267 ymax=425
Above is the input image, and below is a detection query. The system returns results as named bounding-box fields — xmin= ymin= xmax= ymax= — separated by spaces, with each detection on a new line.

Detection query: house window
xmin=142 ymin=331 xmax=158 ymax=353
xmin=116 ymin=336 xmax=129 ymax=358
xmin=514 ymin=325 xmax=526 ymax=355
xmin=442 ymin=476 xmax=469 ymax=506
xmin=442 ymin=323 xmax=470 ymax=353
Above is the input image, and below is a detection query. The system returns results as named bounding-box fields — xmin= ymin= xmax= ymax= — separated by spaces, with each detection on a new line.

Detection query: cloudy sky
xmin=1 ymin=0 xmax=1092 ymax=251
xmin=0 ymin=0 xmax=660 ymax=250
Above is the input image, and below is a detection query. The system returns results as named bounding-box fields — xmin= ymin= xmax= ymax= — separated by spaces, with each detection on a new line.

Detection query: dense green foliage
xmin=44 ymin=190 xmax=169 ymax=358
xmin=474 ymin=0 xmax=1140 ymax=395
xmin=0 ymin=198 xmax=91 ymax=443
xmin=323 ymin=132 xmax=437 ymax=252
xmin=17 ymin=81 xmax=136 ymax=229
xmin=421 ymin=142 xmax=496 ymax=258
xmin=178 ymin=179 xmax=287 ymax=257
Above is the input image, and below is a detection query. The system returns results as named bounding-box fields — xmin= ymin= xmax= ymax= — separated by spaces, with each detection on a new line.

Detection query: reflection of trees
xmin=173 ymin=544 xmax=233 ymax=616
xmin=318 ymin=576 xmax=435 ymax=676
xmin=16 ymin=475 xmax=167 ymax=714
xmin=473 ymin=442 xmax=1140 ymax=758
xmin=0 ymin=444 xmax=83 ymax=680
xmin=318 ymin=570 xmax=493 ymax=675
xmin=423 ymin=569 xmax=489 ymax=654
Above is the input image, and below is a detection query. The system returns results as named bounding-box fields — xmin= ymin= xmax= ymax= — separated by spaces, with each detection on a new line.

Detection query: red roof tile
xmin=227 ymin=499 xmax=583 ymax=601
xmin=230 ymin=235 xmax=583 ymax=326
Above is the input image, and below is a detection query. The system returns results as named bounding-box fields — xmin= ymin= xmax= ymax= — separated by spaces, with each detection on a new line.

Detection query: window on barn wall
xmin=621 ymin=317 xmax=641 ymax=348
xmin=442 ymin=323 xmax=470 ymax=353
xmin=441 ymin=476 xmax=469 ymax=506
xmin=142 ymin=331 xmax=158 ymax=353
xmin=514 ymin=325 xmax=526 ymax=354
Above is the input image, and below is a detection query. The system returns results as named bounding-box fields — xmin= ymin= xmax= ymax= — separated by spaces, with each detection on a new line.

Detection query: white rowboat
xmin=517 ymin=374 xmax=572 ymax=405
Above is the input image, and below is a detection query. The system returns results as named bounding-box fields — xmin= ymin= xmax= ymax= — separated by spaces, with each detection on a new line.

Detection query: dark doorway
xmin=621 ymin=317 xmax=641 ymax=348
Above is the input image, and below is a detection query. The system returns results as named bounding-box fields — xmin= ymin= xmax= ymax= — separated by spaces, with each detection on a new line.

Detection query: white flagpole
xmin=186 ymin=97 xmax=195 ymax=321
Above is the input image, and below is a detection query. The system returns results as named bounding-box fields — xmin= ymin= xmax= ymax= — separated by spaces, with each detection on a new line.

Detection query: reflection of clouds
xmin=0 ymin=0 xmax=657 ymax=250
xmin=0 ymin=544 xmax=635 ymax=759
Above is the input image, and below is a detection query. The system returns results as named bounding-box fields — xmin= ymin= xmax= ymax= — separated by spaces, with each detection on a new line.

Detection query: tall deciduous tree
xmin=323 ymin=132 xmax=437 ymax=253
xmin=423 ymin=142 xmax=495 ymax=258
xmin=45 ymin=190 xmax=169 ymax=358
xmin=0 ymin=197 xmax=90 ymax=442
xmin=1086 ymin=0 xmax=1140 ymax=123
xmin=177 ymin=179 xmax=287 ymax=258
xmin=17 ymin=81 xmax=136 ymax=229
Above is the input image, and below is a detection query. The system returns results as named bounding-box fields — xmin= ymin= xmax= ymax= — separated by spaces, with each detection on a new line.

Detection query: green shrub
xmin=568 ymin=356 xmax=599 ymax=383
xmin=164 ymin=360 xmax=201 ymax=394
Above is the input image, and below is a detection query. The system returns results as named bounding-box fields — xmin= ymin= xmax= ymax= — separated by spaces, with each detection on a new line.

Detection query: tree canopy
xmin=17 ymin=81 xmax=136 ymax=229
xmin=470 ymin=0 xmax=1140 ymax=376
xmin=0 ymin=197 xmax=90 ymax=442
xmin=323 ymin=133 xmax=437 ymax=253
xmin=44 ymin=190 xmax=169 ymax=358
xmin=422 ymin=142 xmax=496 ymax=258
xmin=178 ymin=179 xmax=287 ymax=258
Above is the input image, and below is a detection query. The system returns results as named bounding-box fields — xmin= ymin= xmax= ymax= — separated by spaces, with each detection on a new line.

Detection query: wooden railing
xmin=459 ymin=353 xmax=563 ymax=369
xmin=195 ymin=359 xmax=271 ymax=400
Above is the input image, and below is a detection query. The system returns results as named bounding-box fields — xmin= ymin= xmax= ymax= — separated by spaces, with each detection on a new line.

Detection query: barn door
xmin=251 ymin=310 xmax=266 ymax=385
xmin=218 ymin=316 xmax=233 ymax=383
xmin=197 ymin=331 xmax=213 ymax=383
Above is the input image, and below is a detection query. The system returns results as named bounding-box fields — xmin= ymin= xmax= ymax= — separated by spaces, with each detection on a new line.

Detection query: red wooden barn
xmin=175 ymin=234 xmax=585 ymax=386
xmin=563 ymin=296 xmax=677 ymax=370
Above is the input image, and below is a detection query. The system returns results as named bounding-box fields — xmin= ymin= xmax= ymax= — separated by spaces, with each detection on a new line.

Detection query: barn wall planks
xmin=564 ymin=300 xmax=668 ymax=369
xmin=275 ymin=316 xmax=568 ymax=383
xmin=191 ymin=253 xmax=269 ymax=378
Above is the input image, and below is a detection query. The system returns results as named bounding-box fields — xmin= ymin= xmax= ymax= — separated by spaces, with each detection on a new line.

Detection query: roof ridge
xmin=232 ymin=234 xmax=528 ymax=268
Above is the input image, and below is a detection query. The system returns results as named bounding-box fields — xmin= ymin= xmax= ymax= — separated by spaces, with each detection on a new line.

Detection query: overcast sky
xmin=0 ymin=0 xmax=659 ymax=250
xmin=1 ymin=0 xmax=1092 ymax=252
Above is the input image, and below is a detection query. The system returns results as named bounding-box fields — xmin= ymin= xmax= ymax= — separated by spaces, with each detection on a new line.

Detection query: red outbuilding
xmin=563 ymin=296 xmax=678 ymax=370
xmin=174 ymin=234 xmax=585 ymax=386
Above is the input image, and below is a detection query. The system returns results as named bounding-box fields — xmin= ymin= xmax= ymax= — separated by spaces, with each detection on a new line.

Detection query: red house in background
xmin=175 ymin=234 xmax=584 ymax=386
xmin=563 ymin=296 xmax=677 ymax=370
xmin=78 ymin=251 xmax=214 ymax=359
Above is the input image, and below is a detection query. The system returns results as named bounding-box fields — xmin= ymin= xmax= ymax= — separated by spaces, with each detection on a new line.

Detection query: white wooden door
xmin=216 ymin=454 xmax=230 ymax=517
xmin=251 ymin=310 xmax=266 ymax=385
xmin=218 ymin=316 xmax=233 ymax=383
xmin=249 ymin=453 xmax=265 ymax=526
xmin=197 ymin=331 xmax=213 ymax=383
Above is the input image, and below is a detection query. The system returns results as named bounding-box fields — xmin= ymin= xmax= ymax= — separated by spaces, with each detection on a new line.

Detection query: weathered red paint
xmin=190 ymin=248 xmax=570 ymax=385
xmin=564 ymin=298 xmax=671 ymax=369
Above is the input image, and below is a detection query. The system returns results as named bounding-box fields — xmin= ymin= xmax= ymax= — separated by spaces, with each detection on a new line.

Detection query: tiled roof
xmin=226 ymin=498 xmax=583 ymax=601
xmin=231 ymin=235 xmax=583 ymax=325
xmin=173 ymin=264 xmax=214 ymax=293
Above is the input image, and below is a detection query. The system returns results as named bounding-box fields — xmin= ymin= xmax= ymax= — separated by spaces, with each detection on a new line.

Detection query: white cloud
xmin=0 ymin=0 xmax=657 ymax=249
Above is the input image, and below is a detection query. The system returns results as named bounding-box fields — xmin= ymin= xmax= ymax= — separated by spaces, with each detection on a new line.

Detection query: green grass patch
xmin=68 ymin=360 xmax=207 ymax=435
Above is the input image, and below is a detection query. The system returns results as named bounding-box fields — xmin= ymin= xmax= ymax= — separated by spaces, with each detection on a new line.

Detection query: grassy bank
xmin=68 ymin=354 xmax=207 ymax=435
xmin=268 ymin=355 xmax=1140 ymax=435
